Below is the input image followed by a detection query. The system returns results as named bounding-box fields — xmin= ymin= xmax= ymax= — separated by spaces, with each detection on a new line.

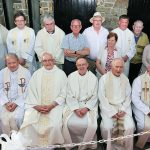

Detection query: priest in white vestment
xmin=6 ymin=11 xmax=36 ymax=74
xmin=34 ymin=14 xmax=65 ymax=69
xmin=112 ymin=15 xmax=136 ymax=76
xmin=0 ymin=53 xmax=31 ymax=135
xmin=20 ymin=52 xmax=67 ymax=148
xmin=98 ymin=58 xmax=135 ymax=150
xmin=0 ymin=24 xmax=8 ymax=70
xmin=132 ymin=70 xmax=150 ymax=149
xmin=63 ymin=57 xmax=98 ymax=150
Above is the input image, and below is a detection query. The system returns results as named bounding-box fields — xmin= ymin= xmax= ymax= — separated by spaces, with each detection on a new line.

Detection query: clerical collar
xmin=48 ymin=30 xmax=55 ymax=34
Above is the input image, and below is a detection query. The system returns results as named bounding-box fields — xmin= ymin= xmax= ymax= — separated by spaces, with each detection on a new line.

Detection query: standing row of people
xmin=0 ymin=11 xmax=149 ymax=81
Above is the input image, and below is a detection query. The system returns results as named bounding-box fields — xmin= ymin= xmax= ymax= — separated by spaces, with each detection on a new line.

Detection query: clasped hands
xmin=5 ymin=102 xmax=18 ymax=112
xmin=34 ymin=102 xmax=56 ymax=114
xmin=112 ymin=111 xmax=126 ymax=119
xmin=74 ymin=107 xmax=89 ymax=118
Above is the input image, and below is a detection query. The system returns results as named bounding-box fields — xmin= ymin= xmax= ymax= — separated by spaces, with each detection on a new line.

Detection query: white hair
xmin=133 ymin=20 xmax=143 ymax=27
xmin=43 ymin=14 xmax=55 ymax=23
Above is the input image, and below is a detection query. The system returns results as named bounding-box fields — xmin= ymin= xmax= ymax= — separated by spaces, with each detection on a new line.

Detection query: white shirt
xmin=83 ymin=26 xmax=109 ymax=60
xmin=112 ymin=27 xmax=136 ymax=59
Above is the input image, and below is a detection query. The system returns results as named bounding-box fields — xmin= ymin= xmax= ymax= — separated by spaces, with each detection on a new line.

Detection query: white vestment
xmin=6 ymin=26 xmax=36 ymax=74
xmin=20 ymin=66 xmax=67 ymax=147
xmin=98 ymin=71 xmax=135 ymax=150
xmin=63 ymin=71 xmax=98 ymax=150
xmin=132 ymin=72 xmax=150 ymax=131
xmin=112 ymin=27 xmax=136 ymax=76
xmin=83 ymin=26 xmax=109 ymax=60
xmin=0 ymin=24 xmax=8 ymax=70
xmin=35 ymin=26 xmax=65 ymax=65
xmin=0 ymin=65 xmax=31 ymax=134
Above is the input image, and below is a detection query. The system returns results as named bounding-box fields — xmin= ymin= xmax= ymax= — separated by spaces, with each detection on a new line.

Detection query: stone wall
xmin=0 ymin=0 xmax=5 ymax=26
xmin=96 ymin=0 xmax=129 ymax=30
xmin=0 ymin=0 xmax=129 ymax=30
xmin=13 ymin=0 xmax=29 ymax=24
xmin=40 ymin=0 xmax=53 ymax=26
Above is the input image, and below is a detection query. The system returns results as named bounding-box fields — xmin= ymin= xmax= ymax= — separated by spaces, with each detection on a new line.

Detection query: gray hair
xmin=70 ymin=19 xmax=82 ymax=26
xmin=5 ymin=53 xmax=19 ymax=61
xmin=43 ymin=14 xmax=55 ymax=23
xmin=133 ymin=20 xmax=143 ymax=27
xmin=111 ymin=58 xmax=124 ymax=68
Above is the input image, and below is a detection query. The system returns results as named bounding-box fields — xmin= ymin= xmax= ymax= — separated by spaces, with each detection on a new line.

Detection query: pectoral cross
xmin=142 ymin=82 xmax=149 ymax=101
xmin=18 ymin=78 xmax=25 ymax=93
xmin=5 ymin=82 xmax=10 ymax=97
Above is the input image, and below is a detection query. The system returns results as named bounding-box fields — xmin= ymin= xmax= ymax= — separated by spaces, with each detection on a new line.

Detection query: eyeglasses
xmin=15 ymin=20 xmax=25 ymax=22
xmin=76 ymin=63 xmax=87 ymax=67
xmin=42 ymin=59 xmax=54 ymax=63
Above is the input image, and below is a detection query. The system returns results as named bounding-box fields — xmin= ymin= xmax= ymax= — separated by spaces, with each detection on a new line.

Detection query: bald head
xmin=111 ymin=58 xmax=124 ymax=77
xmin=42 ymin=52 xmax=55 ymax=70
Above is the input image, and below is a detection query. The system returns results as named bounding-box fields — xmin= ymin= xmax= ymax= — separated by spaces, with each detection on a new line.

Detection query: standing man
xmin=98 ymin=58 xmax=135 ymax=150
xmin=63 ymin=57 xmax=98 ymax=150
xmin=20 ymin=53 xmax=67 ymax=147
xmin=7 ymin=11 xmax=36 ymax=74
xmin=0 ymin=53 xmax=31 ymax=135
xmin=61 ymin=19 xmax=90 ymax=76
xmin=0 ymin=24 xmax=8 ymax=70
xmin=132 ymin=70 xmax=150 ymax=149
xmin=112 ymin=15 xmax=136 ymax=76
xmin=35 ymin=14 xmax=65 ymax=69
xmin=83 ymin=12 xmax=109 ymax=74
xmin=129 ymin=20 xmax=149 ymax=84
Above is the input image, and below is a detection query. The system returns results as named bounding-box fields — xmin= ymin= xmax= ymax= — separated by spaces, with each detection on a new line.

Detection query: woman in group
xmin=96 ymin=32 xmax=121 ymax=78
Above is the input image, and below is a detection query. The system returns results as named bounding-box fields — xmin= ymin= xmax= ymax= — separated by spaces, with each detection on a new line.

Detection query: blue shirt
xmin=61 ymin=33 xmax=89 ymax=62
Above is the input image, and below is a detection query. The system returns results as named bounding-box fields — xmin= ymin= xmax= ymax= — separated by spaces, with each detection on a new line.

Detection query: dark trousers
xmin=129 ymin=63 xmax=142 ymax=86
xmin=63 ymin=59 xmax=77 ymax=76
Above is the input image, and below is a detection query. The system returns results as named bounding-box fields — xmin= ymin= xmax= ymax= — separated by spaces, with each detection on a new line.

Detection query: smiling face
xmin=14 ymin=16 xmax=26 ymax=29
xmin=6 ymin=56 xmax=19 ymax=72
xmin=70 ymin=19 xmax=82 ymax=36
xmin=92 ymin=16 xmax=102 ymax=30
xmin=133 ymin=21 xmax=143 ymax=36
xmin=42 ymin=53 xmax=55 ymax=70
xmin=118 ymin=18 xmax=129 ymax=30
xmin=76 ymin=58 xmax=89 ymax=76
xmin=107 ymin=36 xmax=117 ymax=48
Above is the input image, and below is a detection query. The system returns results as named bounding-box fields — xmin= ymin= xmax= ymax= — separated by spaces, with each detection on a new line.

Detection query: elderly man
xmin=132 ymin=70 xmax=150 ymax=149
xmin=0 ymin=53 xmax=31 ymax=135
xmin=63 ymin=57 xmax=98 ymax=150
xmin=83 ymin=12 xmax=109 ymax=74
xmin=6 ymin=11 xmax=36 ymax=74
xmin=112 ymin=15 xmax=136 ymax=77
xmin=98 ymin=58 xmax=135 ymax=150
xmin=0 ymin=24 xmax=8 ymax=70
xmin=35 ymin=14 xmax=65 ymax=69
xmin=20 ymin=52 xmax=67 ymax=148
xmin=61 ymin=19 xmax=90 ymax=76
xmin=129 ymin=20 xmax=149 ymax=84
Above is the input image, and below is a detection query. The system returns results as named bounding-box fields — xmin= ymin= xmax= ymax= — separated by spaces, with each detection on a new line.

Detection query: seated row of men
xmin=0 ymin=53 xmax=149 ymax=150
